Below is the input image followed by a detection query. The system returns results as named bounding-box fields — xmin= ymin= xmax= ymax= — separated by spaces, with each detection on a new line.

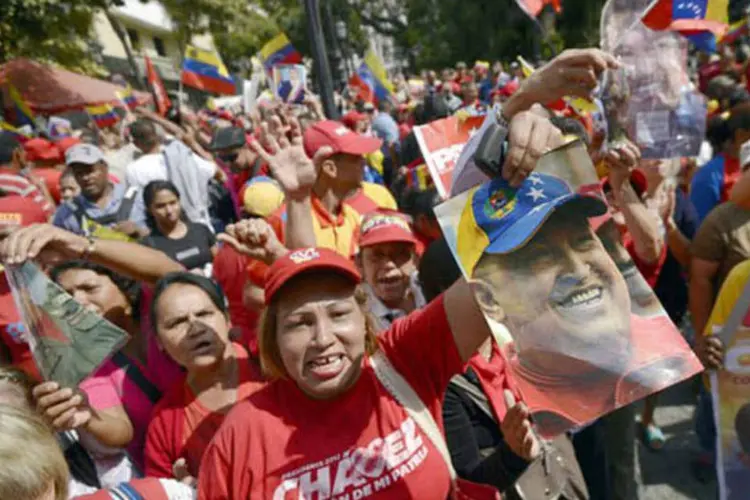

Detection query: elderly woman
xmin=197 ymin=109 xmax=563 ymax=498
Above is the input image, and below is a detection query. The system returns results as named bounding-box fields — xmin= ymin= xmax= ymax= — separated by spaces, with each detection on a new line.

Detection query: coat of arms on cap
xmin=484 ymin=186 xmax=516 ymax=219
xmin=289 ymin=248 xmax=320 ymax=264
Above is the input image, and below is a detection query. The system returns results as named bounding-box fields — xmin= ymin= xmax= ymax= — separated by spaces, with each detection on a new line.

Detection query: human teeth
xmin=311 ymin=355 xmax=342 ymax=366
xmin=562 ymin=288 xmax=602 ymax=307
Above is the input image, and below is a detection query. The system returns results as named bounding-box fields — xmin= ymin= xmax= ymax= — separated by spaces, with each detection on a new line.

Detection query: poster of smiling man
xmin=435 ymin=140 xmax=703 ymax=438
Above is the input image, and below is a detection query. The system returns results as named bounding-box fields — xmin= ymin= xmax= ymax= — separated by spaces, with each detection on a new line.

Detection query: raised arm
xmin=0 ymin=224 xmax=183 ymax=285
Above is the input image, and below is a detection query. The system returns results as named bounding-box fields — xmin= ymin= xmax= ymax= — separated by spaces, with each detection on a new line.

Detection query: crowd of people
xmin=0 ymin=33 xmax=749 ymax=499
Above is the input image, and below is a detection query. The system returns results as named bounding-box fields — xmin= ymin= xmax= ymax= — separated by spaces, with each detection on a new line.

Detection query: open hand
xmin=250 ymin=117 xmax=332 ymax=200
xmin=501 ymin=390 xmax=542 ymax=461
xmin=0 ymin=224 xmax=88 ymax=265
xmin=218 ymin=218 xmax=287 ymax=265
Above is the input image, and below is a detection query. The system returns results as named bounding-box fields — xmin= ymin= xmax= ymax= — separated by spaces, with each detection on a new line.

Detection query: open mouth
xmin=307 ymin=354 xmax=346 ymax=380
xmin=556 ymin=286 xmax=604 ymax=310
xmin=191 ymin=337 xmax=214 ymax=355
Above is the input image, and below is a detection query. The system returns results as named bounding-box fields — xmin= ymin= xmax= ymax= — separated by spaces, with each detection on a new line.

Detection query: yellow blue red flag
xmin=0 ymin=119 xmax=31 ymax=142
xmin=115 ymin=86 xmax=138 ymax=110
xmin=182 ymin=45 xmax=236 ymax=95
xmin=8 ymin=83 xmax=34 ymax=127
xmin=86 ymin=104 xmax=119 ymax=128
xmin=355 ymin=50 xmax=394 ymax=103
xmin=642 ymin=0 xmax=729 ymax=53
xmin=259 ymin=33 xmax=302 ymax=73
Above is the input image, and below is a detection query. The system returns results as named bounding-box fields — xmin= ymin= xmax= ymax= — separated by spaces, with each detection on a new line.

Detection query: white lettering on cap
xmin=289 ymin=248 xmax=320 ymax=264
xmin=334 ymin=126 xmax=350 ymax=136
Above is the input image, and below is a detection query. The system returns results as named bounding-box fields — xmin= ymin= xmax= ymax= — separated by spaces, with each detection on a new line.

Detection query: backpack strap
xmin=449 ymin=373 xmax=495 ymax=422
xmin=110 ymin=352 xmax=162 ymax=405
xmin=114 ymin=186 xmax=139 ymax=222
xmin=370 ymin=350 xmax=457 ymax=480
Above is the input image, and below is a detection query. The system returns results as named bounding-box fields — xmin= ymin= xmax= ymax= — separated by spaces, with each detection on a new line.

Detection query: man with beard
xmin=456 ymin=171 xmax=696 ymax=437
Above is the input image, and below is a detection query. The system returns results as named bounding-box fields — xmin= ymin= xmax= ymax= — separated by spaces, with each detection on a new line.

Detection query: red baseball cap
xmin=341 ymin=111 xmax=368 ymax=131
xmin=24 ymin=138 xmax=62 ymax=163
xmin=55 ymin=136 xmax=81 ymax=155
xmin=303 ymin=120 xmax=382 ymax=158
xmin=265 ymin=247 xmax=362 ymax=304
xmin=359 ymin=209 xmax=418 ymax=249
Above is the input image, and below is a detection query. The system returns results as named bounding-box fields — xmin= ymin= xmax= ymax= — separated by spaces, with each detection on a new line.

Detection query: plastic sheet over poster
xmin=435 ymin=140 xmax=703 ymax=438
xmin=6 ymin=261 xmax=128 ymax=388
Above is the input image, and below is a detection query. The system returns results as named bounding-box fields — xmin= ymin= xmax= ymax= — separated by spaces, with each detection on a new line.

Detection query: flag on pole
xmin=7 ymin=83 xmax=35 ymax=127
xmin=348 ymin=73 xmax=375 ymax=103
xmin=515 ymin=0 xmax=562 ymax=18
xmin=517 ymin=56 xmax=536 ymax=78
xmin=259 ymin=33 xmax=302 ymax=74
xmin=86 ymin=104 xmax=120 ymax=128
xmin=0 ymin=119 xmax=31 ymax=142
xmin=115 ymin=86 xmax=138 ymax=111
xmin=641 ymin=0 xmax=729 ymax=53
xmin=181 ymin=45 xmax=236 ymax=95
xmin=720 ymin=18 xmax=748 ymax=45
xmin=145 ymin=54 xmax=172 ymax=116
xmin=352 ymin=49 xmax=394 ymax=103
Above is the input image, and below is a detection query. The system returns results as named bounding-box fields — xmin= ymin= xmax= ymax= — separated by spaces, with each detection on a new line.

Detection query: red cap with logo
xmin=341 ymin=111 xmax=368 ymax=131
xmin=265 ymin=247 xmax=362 ymax=305
xmin=303 ymin=120 xmax=382 ymax=158
xmin=359 ymin=209 xmax=418 ymax=249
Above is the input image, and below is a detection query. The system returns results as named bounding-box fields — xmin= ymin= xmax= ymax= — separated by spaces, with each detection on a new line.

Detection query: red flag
xmin=516 ymin=0 xmax=562 ymax=17
xmin=145 ymin=55 xmax=172 ymax=116
xmin=348 ymin=73 xmax=374 ymax=103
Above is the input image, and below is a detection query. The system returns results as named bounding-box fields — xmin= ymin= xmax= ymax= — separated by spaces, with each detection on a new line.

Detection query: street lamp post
xmin=303 ymin=0 xmax=338 ymax=119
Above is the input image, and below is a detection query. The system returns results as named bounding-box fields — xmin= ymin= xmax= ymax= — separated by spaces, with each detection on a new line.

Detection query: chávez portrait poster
xmin=435 ymin=140 xmax=703 ymax=437
xmin=6 ymin=261 xmax=128 ymax=388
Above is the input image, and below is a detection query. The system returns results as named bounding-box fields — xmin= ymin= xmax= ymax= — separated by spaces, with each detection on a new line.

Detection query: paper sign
xmin=435 ymin=140 xmax=702 ymax=438
xmin=6 ymin=262 xmax=128 ymax=388
xmin=711 ymin=317 xmax=750 ymax=499
xmin=243 ymin=75 xmax=261 ymax=113
xmin=413 ymin=115 xmax=485 ymax=199
xmin=272 ymin=64 xmax=307 ymax=104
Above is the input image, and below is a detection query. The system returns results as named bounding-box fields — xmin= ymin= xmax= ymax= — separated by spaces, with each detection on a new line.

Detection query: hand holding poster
xmin=435 ymin=140 xmax=703 ymax=438
xmin=272 ymin=64 xmax=307 ymax=104
xmin=6 ymin=262 xmax=128 ymax=389
xmin=412 ymin=115 xmax=485 ymax=199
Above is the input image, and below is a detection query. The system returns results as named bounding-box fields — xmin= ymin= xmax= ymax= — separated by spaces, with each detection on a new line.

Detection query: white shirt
xmin=124 ymin=149 xmax=215 ymax=190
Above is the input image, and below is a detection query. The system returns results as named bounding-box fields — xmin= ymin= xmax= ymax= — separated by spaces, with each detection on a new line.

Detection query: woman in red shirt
xmin=144 ymin=272 xmax=262 ymax=479
xmin=197 ymin=244 xmax=505 ymax=499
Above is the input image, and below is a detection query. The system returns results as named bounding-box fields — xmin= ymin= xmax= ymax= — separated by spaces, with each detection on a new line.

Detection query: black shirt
xmin=141 ymin=222 xmax=215 ymax=271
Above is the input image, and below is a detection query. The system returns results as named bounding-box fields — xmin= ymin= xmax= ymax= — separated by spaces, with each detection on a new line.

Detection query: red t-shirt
xmin=212 ymin=246 xmax=260 ymax=355
xmin=0 ymin=173 xmax=54 ymax=218
xmin=144 ymin=343 xmax=262 ymax=478
xmin=198 ymin=296 xmax=463 ymax=499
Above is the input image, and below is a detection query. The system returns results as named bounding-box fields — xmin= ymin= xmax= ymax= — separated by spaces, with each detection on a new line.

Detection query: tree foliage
xmin=0 ymin=0 xmax=119 ymax=74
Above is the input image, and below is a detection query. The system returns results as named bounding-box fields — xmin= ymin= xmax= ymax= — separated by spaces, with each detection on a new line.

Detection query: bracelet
xmin=81 ymin=236 xmax=96 ymax=261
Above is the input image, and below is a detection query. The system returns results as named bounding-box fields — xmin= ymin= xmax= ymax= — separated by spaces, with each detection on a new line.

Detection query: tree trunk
xmin=104 ymin=10 xmax=144 ymax=89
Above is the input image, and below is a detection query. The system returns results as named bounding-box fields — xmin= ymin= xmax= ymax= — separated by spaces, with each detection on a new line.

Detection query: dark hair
xmin=415 ymin=95 xmax=449 ymax=125
xmin=143 ymin=180 xmax=183 ymax=230
xmin=403 ymin=188 xmax=440 ymax=221
xmin=129 ymin=119 xmax=158 ymax=147
xmin=150 ymin=272 xmax=228 ymax=332
xmin=707 ymin=114 xmax=732 ymax=152
xmin=50 ymin=260 xmax=141 ymax=312
xmin=418 ymin=237 xmax=462 ymax=302
xmin=60 ymin=167 xmax=76 ymax=180
xmin=728 ymin=102 xmax=750 ymax=135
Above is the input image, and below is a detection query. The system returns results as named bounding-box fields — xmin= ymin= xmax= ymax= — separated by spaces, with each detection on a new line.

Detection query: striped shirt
xmin=0 ymin=173 xmax=54 ymax=218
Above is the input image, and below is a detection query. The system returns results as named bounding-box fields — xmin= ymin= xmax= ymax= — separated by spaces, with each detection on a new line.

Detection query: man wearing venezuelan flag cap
xmin=454 ymin=141 xmax=701 ymax=437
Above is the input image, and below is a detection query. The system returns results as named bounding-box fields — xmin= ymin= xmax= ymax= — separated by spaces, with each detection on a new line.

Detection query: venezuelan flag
xmin=0 ymin=119 xmax=31 ymax=142
xmin=115 ymin=86 xmax=138 ymax=110
xmin=355 ymin=50 xmax=394 ymax=104
xmin=182 ymin=46 xmax=236 ymax=95
xmin=86 ymin=104 xmax=119 ymax=128
xmin=721 ymin=18 xmax=748 ymax=45
xmin=260 ymin=33 xmax=302 ymax=73
xmin=8 ymin=83 xmax=34 ymax=127
xmin=641 ymin=0 xmax=729 ymax=53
